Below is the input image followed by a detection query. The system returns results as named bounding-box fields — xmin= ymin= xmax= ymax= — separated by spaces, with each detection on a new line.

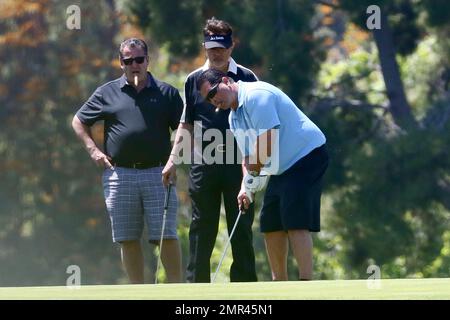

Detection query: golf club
xmin=155 ymin=182 xmax=172 ymax=284
xmin=211 ymin=207 xmax=245 ymax=283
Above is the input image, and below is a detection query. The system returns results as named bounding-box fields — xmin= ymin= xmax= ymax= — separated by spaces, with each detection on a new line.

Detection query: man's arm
xmin=162 ymin=122 xmax=193 ymax=186
xmin=237 ymin=159 xmax=252 ymax=210
xmin=246 ymin=128 xmax=274 ymax=174
xmin=72 ymin=115 xmax=113 ymax=169
xmin=237 ymin=129 xmax=274 ymax=209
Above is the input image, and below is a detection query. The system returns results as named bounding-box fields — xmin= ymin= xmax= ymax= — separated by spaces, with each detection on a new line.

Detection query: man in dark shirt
xmin=162 ymin=18 xmax=258 ymax=282
xmin=72 ymin=38 xmax=183 ymax=283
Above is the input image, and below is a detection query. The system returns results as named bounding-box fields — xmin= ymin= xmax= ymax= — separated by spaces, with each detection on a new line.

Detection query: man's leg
xmin=224 ymin=202 xmax=257 ymax=282
xmin=281 ymin=145 xmax=328 ymax=280
xmin=264 ymin=231 xmax=289 ymax=281
xmin=160 ymin=239 xmax=182 ymax=283
xmin=187 ymin=184 xmax=221 ymax=282
xmin=140 ymin=167 xmax=183 ymax=283
xmin=288 ymin=229 xmax=313 ymax=280
xmin=223 ymin=166 xmax=257 ymax=282
xmin=120 ymin=240 xmax=144 ymax=284
xmin=103 ymin=167 xmax=144 ymax=284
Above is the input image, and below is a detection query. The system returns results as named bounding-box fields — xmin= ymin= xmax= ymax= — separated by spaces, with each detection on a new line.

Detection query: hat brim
xmin=204 ymin=41 xmax=230 ymax=49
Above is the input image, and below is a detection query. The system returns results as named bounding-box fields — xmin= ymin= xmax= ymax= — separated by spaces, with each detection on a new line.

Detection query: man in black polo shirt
xmin=162 ymin=18 xmax=258 ymax=282
xmin=72 ymin=38 xmax=183 ymax=283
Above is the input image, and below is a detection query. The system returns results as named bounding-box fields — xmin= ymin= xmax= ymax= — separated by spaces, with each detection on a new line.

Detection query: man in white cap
xmin=162 ymin=17 xmax=258 ymax=283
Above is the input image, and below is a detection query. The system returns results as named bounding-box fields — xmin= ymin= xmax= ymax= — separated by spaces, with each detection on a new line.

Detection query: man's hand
xmin=72 ymin=116 xmax=112 ymax=169
xmin=237 ymin=188 xmax=252 ymax=211
xmin=89 ymin=147 xmax=113 ymax=169
xmin=238 ymin=174 xmax=268 ymax=210
xmin=162 ymin=159 xmax=176 ymax=187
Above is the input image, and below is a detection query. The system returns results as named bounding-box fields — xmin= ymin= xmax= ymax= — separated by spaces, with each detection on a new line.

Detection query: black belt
xmin=112 ymin=160 xmax=164 ymax=169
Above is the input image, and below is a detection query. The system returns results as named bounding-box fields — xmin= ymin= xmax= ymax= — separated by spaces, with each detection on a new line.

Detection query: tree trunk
xmin=372 ymin=10 xmax=416 ymax=129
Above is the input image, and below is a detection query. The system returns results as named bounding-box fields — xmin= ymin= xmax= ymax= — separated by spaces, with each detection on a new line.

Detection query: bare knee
xmin=288 ymin=229 xmax=310 ymax=237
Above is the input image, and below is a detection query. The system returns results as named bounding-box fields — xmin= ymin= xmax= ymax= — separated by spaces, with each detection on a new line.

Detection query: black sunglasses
xmin=205 ymin=80 xmax=222 ymax=102
xmin=122 ymin=56 xmax=146 ymax=65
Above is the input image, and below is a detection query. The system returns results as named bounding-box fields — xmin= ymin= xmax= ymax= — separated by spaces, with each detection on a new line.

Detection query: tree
xmin=0 ymin=0 xmax=125 ymax=285
xmin=339 ymin=0 xmax=450 ymax=128
xmin=127 ymin=0 xmax=326 ymax=102
xmin=124 ymin=0 xmax=450 ymax=280
xmin=310 ymin=1 xmax=450 ymax=277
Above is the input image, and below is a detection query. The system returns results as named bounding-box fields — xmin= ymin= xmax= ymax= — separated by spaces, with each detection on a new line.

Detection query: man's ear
xmin=222 ymin=76 xmax=229 ymax=84
xmin=119 ymin=56 xmax=125 ymax=71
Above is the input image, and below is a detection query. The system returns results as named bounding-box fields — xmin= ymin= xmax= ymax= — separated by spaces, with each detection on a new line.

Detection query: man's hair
xmin=119 ymin=38 xmax=148 ymax=58
xmin=197 ymin=69 xmax=228 ymax=89
xmin=203 ymin=17 xmax=233 ymax=36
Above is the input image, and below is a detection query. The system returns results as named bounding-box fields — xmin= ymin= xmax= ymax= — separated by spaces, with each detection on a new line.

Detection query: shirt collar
xmin=119 ymin=72 xmax=156 ymax=89
xmin=202 ymin=57 xmax=238 ymax=75
xmin=236 ymin=80 xmax=245 ymax=110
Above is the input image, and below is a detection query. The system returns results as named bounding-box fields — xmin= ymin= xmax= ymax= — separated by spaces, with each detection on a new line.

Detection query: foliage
xmin=310 ymin=25 xmax=450 ymax=278
xmin=127 ymin=0 xmax=326 ymax=102
xmin=0 ymin=0 xmax=124 ymax=285
xmin=340 ymin=0 xmax=423 ymax=55
xmin=1 ymin=0 xmax=449 ymax=286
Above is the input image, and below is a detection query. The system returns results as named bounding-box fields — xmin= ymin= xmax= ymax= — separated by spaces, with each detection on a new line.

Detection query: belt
xmin=112 ymin=160 xmax=163 ymax=169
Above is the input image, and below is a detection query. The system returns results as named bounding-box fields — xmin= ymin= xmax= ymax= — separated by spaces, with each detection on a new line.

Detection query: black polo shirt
xmin=182 ymin=58 xmax=258 ymax=166
xmin=76 ymin=72 xmax=183 ymax=165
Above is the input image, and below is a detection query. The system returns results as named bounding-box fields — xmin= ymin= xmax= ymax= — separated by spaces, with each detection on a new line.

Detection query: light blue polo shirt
xmin=229 ymin=81 xmax=326 ymax=175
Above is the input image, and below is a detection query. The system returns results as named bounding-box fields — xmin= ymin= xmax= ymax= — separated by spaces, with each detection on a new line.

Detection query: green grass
xmin=0 ymin=278 xmax=449 ymax=300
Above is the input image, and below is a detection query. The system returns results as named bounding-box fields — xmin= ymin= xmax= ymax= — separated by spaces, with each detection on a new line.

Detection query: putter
xmin=211 ymin=207 xmax=245 ymax=283
xmin=155 ymin=183 xmax=172 ymax=284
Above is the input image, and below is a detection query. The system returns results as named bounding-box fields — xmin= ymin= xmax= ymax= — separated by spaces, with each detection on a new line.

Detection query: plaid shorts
xmin=102 ymin=166 xmax=178 ymax=243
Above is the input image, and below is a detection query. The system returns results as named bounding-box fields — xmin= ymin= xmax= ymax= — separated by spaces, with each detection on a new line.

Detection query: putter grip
xmin=164 ymin=184 xmax=171 ymax=210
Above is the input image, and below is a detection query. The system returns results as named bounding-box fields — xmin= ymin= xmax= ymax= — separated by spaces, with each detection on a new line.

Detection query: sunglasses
xmin=122 ymin=56 xmax=146 ymax=65
xmin=205 ymin=80 xmax=222 ymax=102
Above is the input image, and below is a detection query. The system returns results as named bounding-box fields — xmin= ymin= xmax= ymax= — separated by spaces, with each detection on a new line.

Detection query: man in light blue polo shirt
xmin=197 ymin=69 xmax=329 ymax=281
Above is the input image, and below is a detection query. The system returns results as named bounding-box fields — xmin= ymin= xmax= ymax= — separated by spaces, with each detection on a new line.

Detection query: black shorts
xmin=260 ymin=144 xmax=329 ymax=233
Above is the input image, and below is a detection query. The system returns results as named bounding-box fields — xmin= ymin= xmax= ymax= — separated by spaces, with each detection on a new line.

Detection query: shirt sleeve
xmin=169 ymin=87 xmax=184 ymax=130
xmin=180 ymin=76 xmax=194 ymax=124
xmin=75 ymin=88 xmax=105 ymax=126
xmin=244 ymin=89 xmax=280 ymax=134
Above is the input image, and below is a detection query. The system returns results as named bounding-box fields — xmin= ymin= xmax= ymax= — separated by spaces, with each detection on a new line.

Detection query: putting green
xmin=0 ymin=278 xmax=449 ymax=300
